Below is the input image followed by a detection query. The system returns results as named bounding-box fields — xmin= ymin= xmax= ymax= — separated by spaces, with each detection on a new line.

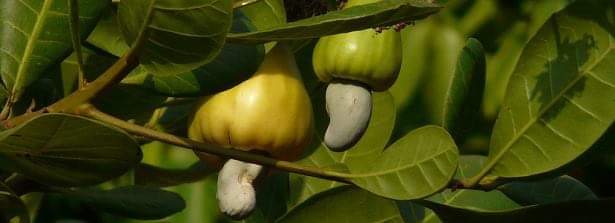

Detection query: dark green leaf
xmin=135 ymin=162 xmax=213 ymax=187
xmin=255 ymin=172 xmax=289 ymax=223
xmin=121 ymin=11 xmax=264 ymax=96
xmin=469 ymin=0 xmax=615 ymax=186
xmin=420 ymin=198 xmax=615 ymax=223
xmin=0 ymin=0 xmax=109 ymax=102
xmin=400 ymin=155 xmax=519 ymax=223
xmin=348 ymin=126 xmax=458 ymax=200
xmin=422 ymin=38 xmax=486 ymax=140
xmin=278 ymin=186 xmax=403 ymax=223
xmin=117 ymin=0 xmax=233 ymax=76
xmin=227 ymin=0 xmax=441 ymax=43
xmin=92 ymin=84 xmax=167 ymax=123
xmin=498 ymin=175 xmax=597 ymax=205
xmin=0 ymin=182 xmax=29 ymax=223
xmin=67 ymin=186 xmax=185 ymax=220
xmin=0 ymin=114 xmax=142 ymax=187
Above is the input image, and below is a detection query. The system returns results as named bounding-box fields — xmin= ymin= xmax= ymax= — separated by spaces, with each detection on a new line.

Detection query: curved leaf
xmin=67 ymin=186 xmax=185 ymax=220
xmin=239 ymin=0 xmax=286 ymax=52
xmin=468 ymin=0 xmax=615 ymax=186
xmin=279 ymin=186 xmax=403 ymax=223
xmin=498 ymin=175 xmax=597 ymax=205
xmin=349 ymin=126 xmax=458 ymax=200
xmin=0 ymin=114 xmax=142 ymax=187
xmin=0 ymin=0 xmax=108 ymax=102
xmin=227 ymin=0 xmax=441 ymax=43
xmin=421 ymin=198 xmax=615 ymax=223
xmin=117 ymin=0 xmax=233 ymax=75
xmin=121 ymin=11 xmax=264 ymax=96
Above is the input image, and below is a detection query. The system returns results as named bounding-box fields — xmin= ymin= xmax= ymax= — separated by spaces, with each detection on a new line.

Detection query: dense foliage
xmin=0 ymin=0 xmax=613 ymax=222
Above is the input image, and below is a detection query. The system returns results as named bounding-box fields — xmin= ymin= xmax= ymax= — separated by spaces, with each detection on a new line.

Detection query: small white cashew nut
xmin=324 ymin=81 xmax=372 ymax=151
xmin=217 ymin=159 xmax=263 ymax=219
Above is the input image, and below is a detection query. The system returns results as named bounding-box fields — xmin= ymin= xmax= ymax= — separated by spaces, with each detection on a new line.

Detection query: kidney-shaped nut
xmin=324 ymin=81 xmax=372 ymax=151
xmin=217 ymin=159 xmax=263 ymax=219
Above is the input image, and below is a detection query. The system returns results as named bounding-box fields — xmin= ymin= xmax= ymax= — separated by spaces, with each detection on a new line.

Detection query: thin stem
xmin=46 ymin=47 xmax=139 ymax=113
xmin=79 ymin=104 xmax=352 ymax=183
xmin=68 ymin=0 xmax=87 ymax=89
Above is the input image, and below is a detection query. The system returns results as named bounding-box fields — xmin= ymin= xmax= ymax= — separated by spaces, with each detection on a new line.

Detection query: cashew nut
xmin=217 ymin=159 xmax=263 ymax=219
xmin=324 ymin=81 xmax=372 ymax=151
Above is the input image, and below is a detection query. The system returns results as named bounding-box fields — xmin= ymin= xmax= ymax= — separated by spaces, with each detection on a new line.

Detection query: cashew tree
xmin=0 ymin=0 xmax=613 ymax=222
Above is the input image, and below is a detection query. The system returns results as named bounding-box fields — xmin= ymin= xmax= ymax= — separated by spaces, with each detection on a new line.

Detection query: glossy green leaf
xmin=66 ymin=186 xmax=185 ymax=220
xmin=348 ymin=126 xmax=458 ymax=200
xmin=135 ymin=162 xmax=213 ymax=187
xmin=279 ymin=186 xmax=403 ymax=223
xmin=421 ymin=198 xmax=615 ymax=223
xmin=0 ymin=182 xmax=29 ymax=223
xmin=121 ymin=11 xmax=264 ymax=96
xmin=227 ymin=0 xmax=441 ymax=43
xmin=117 ymin=0 xmax=233 ymax=76
xmin=86 ymin=5 xmax=130 ymax=57
xmin=0 ymin=0 xmax=108 ymax=102
xmin=422 ymin=38 xmax=486 ymax=139
xmin=0 ymin=114 xmax=142 ymax=187
xmin=498 ymin=175 xmax=597 ymax=205
xmin=469 ymin=0 xmax=615 ymax=186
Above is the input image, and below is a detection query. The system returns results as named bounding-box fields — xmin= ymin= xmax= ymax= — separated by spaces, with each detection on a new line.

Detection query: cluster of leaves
xmin=0 ymin=0 xmax=613 ymax=222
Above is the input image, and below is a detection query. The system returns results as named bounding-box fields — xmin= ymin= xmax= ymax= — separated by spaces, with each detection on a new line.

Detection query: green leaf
xmin=86 ymin=5 xmax=130 ymax=57
xmin=278 ymin=186 xmax=403 ymax=223
xmin=468 ymin=0 xmax=615 ymax=186
xmin=348 ymin=125 xmax=458 ymax=200
xmin=120 ymin=11 xmax=264 ymax=96
xmin=92 ymin=84 xmax=167 ymax=123
xmin=238 ymin=0 xmax=286 ymax=52
xmin=0 ymin=182 xmax=29 ymax=223
xmin=255 ymin=172 xmax=289 ymax=223
xmin=117 ymin=0 xmax=233 ymax=76
xmin=0 ymin=114 xmax=142 ymax=187
xmin=226 ymin=0 xmax=441 ymax=44
xmin=135 ymin=162 xmax=214 ymax=187
xmin=398 ymin=155 xmax=519 ymax=223
xmin=483 ymin=0 xmax=577 ymax=119
xmin=66 ymin=186 xmax=185 ymax=220
xmin=422 ymin=38 xmax=486 ymax=139
xmin=0 ymin=0 xmax=109 ymax=102
xmin=288 ymin=90 xmax=396 ymax=205
xmin=498 ymin=175 xmax=597 ymax=205
xmin=420 ymin=198 xmax=615 ymax=223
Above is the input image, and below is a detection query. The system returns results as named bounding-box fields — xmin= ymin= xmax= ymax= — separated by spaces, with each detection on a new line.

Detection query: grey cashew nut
xmin=217 ymin=159 xmax=263 ymax=219
xmin=324 ymin=81 xmax=372 ymax=151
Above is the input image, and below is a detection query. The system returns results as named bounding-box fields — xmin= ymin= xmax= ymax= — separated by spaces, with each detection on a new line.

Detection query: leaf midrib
xmin=347 ymin=147 xmax=452 ymax=178
xmin=12 ymin=0 xmax=53 ymax=99
xmin=476 ymin=39 xmax=614 ymax=183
